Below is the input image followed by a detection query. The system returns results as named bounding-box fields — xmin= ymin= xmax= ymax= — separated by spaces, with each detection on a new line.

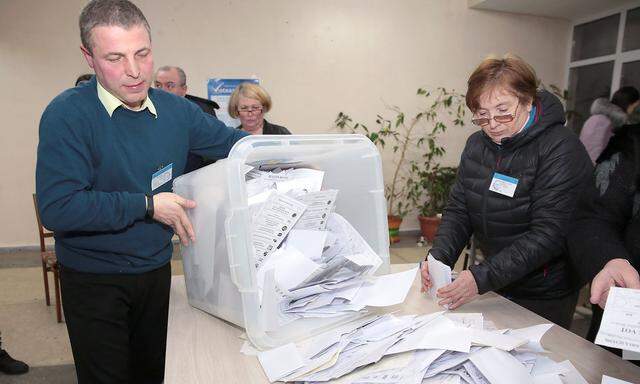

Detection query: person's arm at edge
xmin=568 ymin=150 xmax=635 ymax=285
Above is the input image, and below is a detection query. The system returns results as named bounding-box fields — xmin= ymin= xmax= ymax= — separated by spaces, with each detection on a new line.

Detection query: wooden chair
xmin=462 ymin=235 xmax=479 ymax=270
xmin=32 ymin=194 xmax=62 ymax=323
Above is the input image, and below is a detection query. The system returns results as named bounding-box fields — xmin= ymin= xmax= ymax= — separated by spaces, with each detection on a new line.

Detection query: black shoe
xmin=0 ymin=349 xmax=29 ymax=375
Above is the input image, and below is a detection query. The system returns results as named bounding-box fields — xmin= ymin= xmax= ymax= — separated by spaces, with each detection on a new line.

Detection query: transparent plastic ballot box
xmin=172 ymin=134 xmax=391 ymax=350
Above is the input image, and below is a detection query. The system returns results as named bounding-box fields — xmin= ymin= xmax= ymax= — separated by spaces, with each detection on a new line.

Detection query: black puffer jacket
xmin=430 ymin=90 xmax=593 ymax=300
xmin=568 ymin=124 xmax=640 ymax=284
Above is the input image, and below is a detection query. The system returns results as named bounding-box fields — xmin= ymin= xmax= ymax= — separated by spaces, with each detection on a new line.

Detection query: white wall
xmin=0 ymin=0 xmax=570 ymax=247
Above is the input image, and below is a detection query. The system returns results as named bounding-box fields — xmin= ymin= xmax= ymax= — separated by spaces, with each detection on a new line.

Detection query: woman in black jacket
xmin=228 ymin=83 xmax=291 ymax=135
xmin=420 ymin=54 xmax=593 ymax=329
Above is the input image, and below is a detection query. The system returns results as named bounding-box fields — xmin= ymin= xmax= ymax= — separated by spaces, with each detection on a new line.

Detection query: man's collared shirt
xmin=96 ymin=80 xmax=157 ymax=118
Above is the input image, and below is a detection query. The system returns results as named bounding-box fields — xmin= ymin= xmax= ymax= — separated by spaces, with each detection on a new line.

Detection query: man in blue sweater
xmin=35 ymin=1 xmax=247 ymax=383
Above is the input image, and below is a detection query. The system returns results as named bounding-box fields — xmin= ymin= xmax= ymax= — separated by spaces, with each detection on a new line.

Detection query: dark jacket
xmin=238 ymin=119 xmax=291 ymax=135
xmin=568 ymin=124 xmax=640 ymax=284
xmin=430 ymin=90 xmax=593 ymax=300
xmin=184 ymin=94 xmax=221 ymax=173
xmin=185 ymin=94 xmax=219 ymax=117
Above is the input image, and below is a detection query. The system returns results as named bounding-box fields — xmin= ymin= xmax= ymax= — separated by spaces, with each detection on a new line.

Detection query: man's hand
xmin=152 ymin=192 xmax=197 ymax=246
xmin=436 ymin=270 xmax=478 ymax=309
xmin=591 ymin=258 xmax=640 ymax=309
xmin=420 ymin=260 xmax=432 ymax=293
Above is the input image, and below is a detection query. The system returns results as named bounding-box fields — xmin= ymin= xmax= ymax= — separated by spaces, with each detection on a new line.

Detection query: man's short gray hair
xmin=79 ymin=0 xmax=151 ymax=53
xmin=157 ymin=66 xmax=187 ymax=87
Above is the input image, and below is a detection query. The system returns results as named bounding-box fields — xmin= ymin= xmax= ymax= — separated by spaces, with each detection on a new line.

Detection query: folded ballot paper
xmin=426 ymin=254 xmax=452 ymax=308
xmin=247 ymin=166 xmax=417 ymax=332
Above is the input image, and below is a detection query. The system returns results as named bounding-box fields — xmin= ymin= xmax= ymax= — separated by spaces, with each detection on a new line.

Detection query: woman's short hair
xmin=611 ymin=86 xmax=640 ymax=112
xmin=228 ymin=83 xmax=272 ymax=118
xmin=466 ymin=53 xmax=539 ymax=113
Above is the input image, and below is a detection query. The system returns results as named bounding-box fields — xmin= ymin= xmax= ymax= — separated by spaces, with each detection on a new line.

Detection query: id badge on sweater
xmin=489 ymin=172 xmax=518 ymax=198
xmin=151 ymin=163 xmax=173 ymax=191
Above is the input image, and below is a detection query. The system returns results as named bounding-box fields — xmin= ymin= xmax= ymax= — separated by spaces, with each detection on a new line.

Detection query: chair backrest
xmin=32 ymin=194 xmax=54 ymax=253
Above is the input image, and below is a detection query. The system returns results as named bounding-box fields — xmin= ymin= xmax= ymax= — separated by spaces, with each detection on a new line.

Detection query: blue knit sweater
xmin=36 ymin=78 xmax=247 ymax=274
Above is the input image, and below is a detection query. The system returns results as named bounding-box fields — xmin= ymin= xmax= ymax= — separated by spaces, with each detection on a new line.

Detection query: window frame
xmin=566 ymin=4 xmax=640 ymax=99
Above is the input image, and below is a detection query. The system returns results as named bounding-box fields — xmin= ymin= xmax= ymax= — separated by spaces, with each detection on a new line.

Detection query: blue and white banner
xmin=207 ymin=78 xmax=259 ymax=128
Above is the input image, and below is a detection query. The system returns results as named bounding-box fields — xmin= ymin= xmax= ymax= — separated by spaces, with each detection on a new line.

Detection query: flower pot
xmin=418 ymin=215 xmax=441 ymax=242
xmin=387 ymin=215 xmax=403 ymax=244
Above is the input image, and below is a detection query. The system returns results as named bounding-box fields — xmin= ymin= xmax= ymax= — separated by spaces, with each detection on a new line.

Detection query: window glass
xmin=571 ymin=14 xmax=619 ymax=61
xmin=567 ymin=61 xmax=614 ymax=133
xmin=623 ymin=7 xmax=640 ymax=52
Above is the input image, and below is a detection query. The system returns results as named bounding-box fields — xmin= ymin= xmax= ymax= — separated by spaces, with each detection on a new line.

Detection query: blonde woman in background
xmin=228 ymin=83 xmax=291 ymax=135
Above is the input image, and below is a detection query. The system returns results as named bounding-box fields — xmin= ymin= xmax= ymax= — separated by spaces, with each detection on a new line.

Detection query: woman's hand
xmin=436 ymin=270 xmax=478 ymax=309
xmin=420 ymin=260 xmax=432 ymax=293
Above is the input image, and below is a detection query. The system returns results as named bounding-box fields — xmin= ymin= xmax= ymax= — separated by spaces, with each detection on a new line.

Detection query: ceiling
xmin=468 ymin=0 xmax=640 ymax=21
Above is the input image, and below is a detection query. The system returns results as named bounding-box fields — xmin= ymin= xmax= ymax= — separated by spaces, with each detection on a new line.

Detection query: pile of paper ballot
xmin=245 ymin=166 xmax=628 ymax=384
xmin=246 ymin=166 xmax=418 ymax=331
xmin=256 ymin=309 xmax=601 ymax=384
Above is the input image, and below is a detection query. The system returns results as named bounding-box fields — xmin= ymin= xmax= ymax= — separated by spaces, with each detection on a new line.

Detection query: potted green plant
xmin=335 ymin=87 xmax=465 ymax=243
xmin=405 ymin=89 xmax=465 ymax=242
xmin=335 ymin=107 xmax=414 ymax=243
xmin=407 ymin=165 xmax=458 ymax=241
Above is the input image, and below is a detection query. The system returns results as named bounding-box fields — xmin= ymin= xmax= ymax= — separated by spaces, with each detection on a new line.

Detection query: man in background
xmin=154 ymin=65 xmax=219 ymax=117
xmin=155 ymin=65 xmax=221 ymax=172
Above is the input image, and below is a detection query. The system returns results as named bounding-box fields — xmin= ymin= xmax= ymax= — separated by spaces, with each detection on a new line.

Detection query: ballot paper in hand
xmin=595 ymin=287 xmax=640 ymax=353
xmin=427 ymin=254 xmax=452 ymax=307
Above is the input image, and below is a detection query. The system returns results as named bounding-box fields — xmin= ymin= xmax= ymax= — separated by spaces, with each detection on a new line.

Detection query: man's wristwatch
xmin=145 ymin=194 xmax=154 ymax=219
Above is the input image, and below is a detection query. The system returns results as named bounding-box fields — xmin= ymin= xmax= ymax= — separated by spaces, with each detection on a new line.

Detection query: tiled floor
xmin=0 ymin=234 xmax=591 ymax=383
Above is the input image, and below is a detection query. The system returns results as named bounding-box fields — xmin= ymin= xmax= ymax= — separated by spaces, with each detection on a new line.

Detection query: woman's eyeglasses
xmin=238 ymin=106 xmax=263 ymax=114
xmin=472 ymin=104 xmax=519 ymax=126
